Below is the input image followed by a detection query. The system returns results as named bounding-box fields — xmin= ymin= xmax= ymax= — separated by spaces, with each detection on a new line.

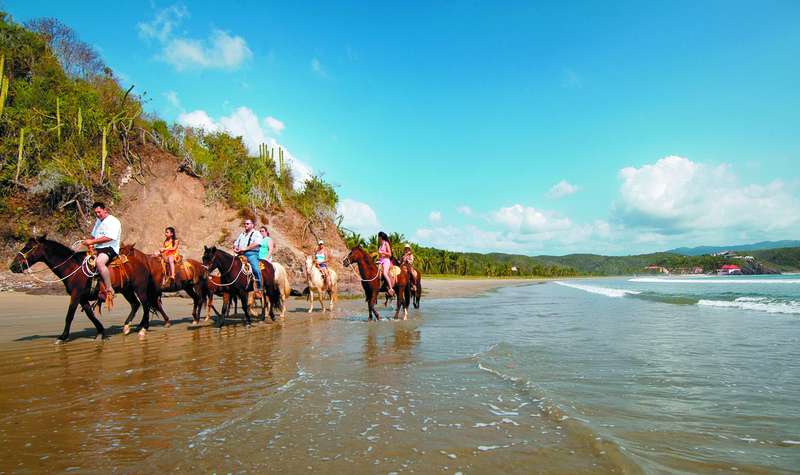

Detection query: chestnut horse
xmin=201 ymin=246 xmax=281 ymax=325
xmin=120 ymin=244 xmax=206 ymax=324
xmin=9 ymin=236 xmax=159 ymax=341
xmin=342 ymin=245 xmax=411 ymax=320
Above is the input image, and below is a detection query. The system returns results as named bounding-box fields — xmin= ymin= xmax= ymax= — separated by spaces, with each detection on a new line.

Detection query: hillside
xmin=749 ymin=247 xmax=800 ymax=272
xmin=668 ymin=240 xmax=800 ymax=256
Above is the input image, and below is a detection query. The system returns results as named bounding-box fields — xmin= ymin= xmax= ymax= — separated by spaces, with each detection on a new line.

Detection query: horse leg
xmin=79 ymin=298 xmax=106 ymax=339
xmin=121 ymin=290 xmax=140 ymax=335
xmin=370 ymin=289 xmax=381 ymax=321
xmin=308 ymin=287 xmax=314 ymax=313
xmin=240 ymin=292 xmax=252 ymax=326
xmin=57 ymin=294 xmax=81 ymax=342
xmin=185 ymin=285 xmax=201 ymax=324
xmin=133 ymin=288 xmax=152 ymax=336
xmin=318 ymin=287 xmax=326 ymax=312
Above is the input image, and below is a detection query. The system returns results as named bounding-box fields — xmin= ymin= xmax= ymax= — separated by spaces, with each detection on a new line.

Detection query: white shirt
xmin=233 ymin=230 xmax=262 ymax=252
xmin=92 ymin=214 xmax=122 ymax=253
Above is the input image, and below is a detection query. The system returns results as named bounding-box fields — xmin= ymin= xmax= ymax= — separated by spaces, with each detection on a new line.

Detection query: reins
xmin=17 ymin=240 xmax=97 ymax=283
xmin=206 ymin=252 xmax=249 ymax=287
xmin=345 ymin=256 xmax=381 ymax=282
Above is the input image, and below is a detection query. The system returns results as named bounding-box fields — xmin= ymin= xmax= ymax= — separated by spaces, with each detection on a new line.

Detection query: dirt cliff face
xmin=116 ymin=149 xmax=360 ymax=295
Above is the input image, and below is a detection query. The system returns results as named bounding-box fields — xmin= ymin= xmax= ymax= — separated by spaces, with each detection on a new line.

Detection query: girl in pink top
xmin=378 ymin=231 xmax=395 ymax=296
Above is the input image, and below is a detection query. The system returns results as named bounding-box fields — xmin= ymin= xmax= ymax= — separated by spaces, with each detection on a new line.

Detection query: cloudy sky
xmin=9 ymin=1 xmax=800 ymax=255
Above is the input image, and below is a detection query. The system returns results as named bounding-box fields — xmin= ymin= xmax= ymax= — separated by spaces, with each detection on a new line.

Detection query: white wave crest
xmin=630 ymin=277 xmax=800 ymax=284
xmin=554 ymin=281 xmax=640 ymax=298
xmin=697 ymin=297 xmax=800 ymax=315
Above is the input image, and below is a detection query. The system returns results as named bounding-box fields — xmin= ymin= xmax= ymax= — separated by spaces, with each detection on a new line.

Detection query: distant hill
xmin=667 ymin=241 xmax=800 ymax=256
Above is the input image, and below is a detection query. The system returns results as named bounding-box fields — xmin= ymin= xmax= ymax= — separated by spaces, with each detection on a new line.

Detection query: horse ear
xmin=37 ymin=233 xmax=47 ymax=241
xmin=204 ymin=245 xmax=209 ymax=251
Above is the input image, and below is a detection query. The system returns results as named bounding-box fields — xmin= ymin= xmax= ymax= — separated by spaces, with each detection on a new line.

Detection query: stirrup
xmin=104 ymin=288 xmax=115 ymax=311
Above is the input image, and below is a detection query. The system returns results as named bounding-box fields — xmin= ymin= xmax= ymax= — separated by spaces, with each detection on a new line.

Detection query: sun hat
xmin=404 ymin=243 xmax=411 ymax=248
xmin=318 ymin=240 xmax=324 ymax=245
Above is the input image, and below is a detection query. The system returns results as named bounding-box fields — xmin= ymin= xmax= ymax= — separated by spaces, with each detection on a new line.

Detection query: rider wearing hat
xmin=314 ymin=240 xmax=330 ymax=287
xmin=233 ymin=218 xmax=263 ymax=289
xmin=401 ymin=243 xmax=418 ymax=292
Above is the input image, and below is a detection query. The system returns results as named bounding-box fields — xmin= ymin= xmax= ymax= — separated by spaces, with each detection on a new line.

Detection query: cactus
xmin=77 ymin=107 xmax=82 ymax=136
xmin=100 ymin=124 xmax=108 ymax=181
xmin=0 ymin=55 xmax=8 ymax=119
xmin=15 ymin=127 xmax=24 ymax=183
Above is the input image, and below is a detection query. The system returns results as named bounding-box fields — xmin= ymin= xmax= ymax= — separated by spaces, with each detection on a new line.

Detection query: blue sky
xmin=7 ymin=1 xmax=800 ymax=255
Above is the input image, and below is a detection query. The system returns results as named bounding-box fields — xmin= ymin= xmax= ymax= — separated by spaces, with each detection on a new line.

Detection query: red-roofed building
xmin=718 ymin=264 xmax=742 ymax=275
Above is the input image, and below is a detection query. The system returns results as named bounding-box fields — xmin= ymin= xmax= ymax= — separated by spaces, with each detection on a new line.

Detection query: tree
xmin=25 ymin=17 xmax=105 ymax=78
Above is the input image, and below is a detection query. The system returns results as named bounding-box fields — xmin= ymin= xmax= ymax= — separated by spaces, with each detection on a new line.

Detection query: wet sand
xmin=0 ymin=278 xmax=627 ymax=473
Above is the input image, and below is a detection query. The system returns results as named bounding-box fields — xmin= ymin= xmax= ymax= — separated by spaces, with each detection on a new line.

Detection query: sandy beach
xmin=0 ymin=278 xmax=538 ymax=345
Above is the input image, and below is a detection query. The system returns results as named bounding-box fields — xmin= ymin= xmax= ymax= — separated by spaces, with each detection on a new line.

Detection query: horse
xmin=303 ymin=255 xmax=338 ymax=313
xmin=384 ymin=264 xmax=422 ymax=309
xmin=269 ymin=261 xmax=291 ymax=320
xmin=201 ymin=246 xmax=280 ymax=326
xmin=119 ymin=244 xmax=206 ymax=325
xmin=201 ymin=274 xmax=235 ymax=321
xmin=9 ymin=236 xmax=159 ymax=342
xmin=342 ymin=245 xmax=411 ymax=320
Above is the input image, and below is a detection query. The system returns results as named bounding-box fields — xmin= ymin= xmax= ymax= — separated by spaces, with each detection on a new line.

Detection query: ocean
xmin=1 ymin=276 xmax=798 ymax=473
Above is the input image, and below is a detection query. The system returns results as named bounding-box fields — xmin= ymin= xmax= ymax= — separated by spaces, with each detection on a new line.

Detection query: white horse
xmin=304 ymin=255 xmax=337 ymax=313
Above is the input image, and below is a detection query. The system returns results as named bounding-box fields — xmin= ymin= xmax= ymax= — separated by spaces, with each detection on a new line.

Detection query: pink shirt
xmin=379 ymin=241 xmax=392 ymax=258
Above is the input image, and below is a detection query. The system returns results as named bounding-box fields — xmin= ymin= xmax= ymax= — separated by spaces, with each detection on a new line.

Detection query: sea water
xmin=1 ymin=276 xmax=798 ymax=473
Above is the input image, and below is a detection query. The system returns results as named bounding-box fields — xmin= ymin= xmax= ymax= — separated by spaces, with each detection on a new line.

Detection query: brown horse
xmin=9 ymin=236 xmax=159 ymax=342
xmin=201 ymin=246 xmax=281 ymax=326
xmin=119 ymin=244 xmax=206 ymax=324
xmin=385 ymin=263 xmax=422 ymax=309
xmin=201 ymin=274 xmax=235 ymax=321
xmin=342 ymin=245 xmax=412 ymax=320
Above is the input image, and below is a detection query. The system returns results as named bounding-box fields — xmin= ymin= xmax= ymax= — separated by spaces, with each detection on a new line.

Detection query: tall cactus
xmin=0 ymin=55 xmax=9 ymax=119
xmin=77 ymin=107 xmax=82 ymax=136
xmin=100 ymin=124 xmax=108 ymax=181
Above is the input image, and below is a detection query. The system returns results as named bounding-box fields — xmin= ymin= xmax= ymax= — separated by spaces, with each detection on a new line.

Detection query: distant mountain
xmin=667 ymin=241 xmax=800 ymax=256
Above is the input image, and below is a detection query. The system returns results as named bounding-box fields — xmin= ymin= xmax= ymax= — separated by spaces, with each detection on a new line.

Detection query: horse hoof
xmin=138 ymin=329 xmax=147 ymax=338
xmin=95 ymin=333 xmax=107 ymax=341
xmin=123 ymin=324 xmax=131 ymax=335
xmin=55 ymin=338 xmax=66 ymax=345
xmin=164 ymin=322 xmax=172 ymax=328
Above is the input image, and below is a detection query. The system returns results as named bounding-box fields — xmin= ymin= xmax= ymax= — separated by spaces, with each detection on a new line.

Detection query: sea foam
xmin=697 ymin=297 xmax=800 ymax=315
xmin=554 ymin=281 xmax=640 ymax=298
xmin=630 ymin=277 xmax=800 ymax=284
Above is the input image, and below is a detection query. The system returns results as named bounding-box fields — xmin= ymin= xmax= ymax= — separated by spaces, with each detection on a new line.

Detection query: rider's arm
xmin=269 ymin=238 xmax=275 ymax=256
xmin=174 ymin=239 xmax=180 ymax=253
xmin=84 ymin=236 xmax=111 ymax=246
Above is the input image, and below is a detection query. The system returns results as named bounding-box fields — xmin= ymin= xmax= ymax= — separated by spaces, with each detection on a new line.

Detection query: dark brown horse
xmin=386 ymin=263 xmax=422 ymax=309
xmin=120 ymin=244 xmax=206 ymax=324
xmin=201 ymin=246 xmax=281 ymax=326
xmin=343 ymin=246 xmax=411 ymax=320
xmin=9 ymin=236 xmax=159 ymax=342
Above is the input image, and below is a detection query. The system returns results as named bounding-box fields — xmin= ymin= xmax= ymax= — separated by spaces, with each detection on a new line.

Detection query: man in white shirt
xmin=233 ymin=218 xmax=263 ymax=289
xmin=83 ymin=202 xmax=121 ymax=303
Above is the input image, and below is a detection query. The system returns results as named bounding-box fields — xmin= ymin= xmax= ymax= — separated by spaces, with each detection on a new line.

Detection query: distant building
xmin=692 ymin=267 xmax=704 ymax=274
xmin=711 ymin=250 xmax=737 ymax=257
xmin=645 ymin=265 xmax=669 ymax=274
xmin=511 ymin=266 xmax=518 ymax=272
xmin=718 ymin=264 xmax=742 ymax=275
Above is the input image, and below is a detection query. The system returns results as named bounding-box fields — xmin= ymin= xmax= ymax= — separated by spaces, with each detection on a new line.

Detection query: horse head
xmin=119 ymin=243 xmax=137 ymax=256
xmin=202 ymin=245 xmax=218 ymax=271
xmin=10 ymin=235 xmax=49 ymax=273
xmin=343 ymin=245 xmax=365 ymax=267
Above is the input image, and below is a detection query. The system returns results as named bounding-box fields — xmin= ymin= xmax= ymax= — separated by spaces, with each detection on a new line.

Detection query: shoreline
xmin=0 ymin=277 xmax=532 ymax=346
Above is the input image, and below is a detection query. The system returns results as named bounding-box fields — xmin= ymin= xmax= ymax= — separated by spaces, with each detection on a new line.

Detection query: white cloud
xmin=338 ymin=198 xmax=380 ymax=236
xmin=178 ymin=106 xmax=313 ymax=187
xmin=456 ymin=205 xmax=473 ymax=216
xmin=490 ymin=204 xmax=573 ymax=235
xmin=616 ymin=155 xmax=800 ymax=234
xmin=264 ymin=116 xmax=285 ymax=134
xmin=139 ymin=6 xmax=252 ymax=71
xmin=311 ymin=57 xmax=327 ymax=77
xmin=429 ymin=211 xmax=442 ymax=223
xmin=547 ymin=180 xmax=579 ymax=199
xmin=163 ymin=90 xmax=181 ymax=109
xmin=138 ymin=5 xmax=187 ymax=43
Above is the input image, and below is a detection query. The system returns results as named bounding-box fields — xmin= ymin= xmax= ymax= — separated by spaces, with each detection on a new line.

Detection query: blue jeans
xmin=244 ymin=251 xmax=262 ymax=289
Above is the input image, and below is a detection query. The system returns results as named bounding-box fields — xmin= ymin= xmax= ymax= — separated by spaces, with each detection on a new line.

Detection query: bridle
xmin=204 ymin=251 xmax=250 ymax=288
xmin=343 ymin=251 xmax=381 ymax=283
xmin=16 ymin=240 xmax=96 ymax=283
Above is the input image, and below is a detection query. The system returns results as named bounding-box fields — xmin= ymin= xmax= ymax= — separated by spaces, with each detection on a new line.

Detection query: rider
xmin=258 ymin=226 xmax=274 ymax=263
xmin=314 ymin=240 xmax=330 ymax=287
xmin=158 ymin=226 xmax=180 ymax=284
xmin=233 ymin=218 xmax=262 ymax=290
xmin=402 ymin=243 xmax=418 ymax=292
xmin=83 ymin=201 xmax=121 ymax=305
xmin=378 ymin=231 xmax=395 ymax=296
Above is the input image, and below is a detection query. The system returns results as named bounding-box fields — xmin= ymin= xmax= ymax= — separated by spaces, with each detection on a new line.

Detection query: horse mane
xmin=40 ymin=237 xmax=85 ymax=262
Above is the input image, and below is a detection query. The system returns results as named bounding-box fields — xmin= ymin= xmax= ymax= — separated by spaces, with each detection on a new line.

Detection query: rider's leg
xmin=168 ymin=255 xmax=175 ymax=279
xmin=383 ymin=266 xmax=395 ymax=295
xmin=96 ymin=253 xmax=112 ymax=290
xmin=248 ymin=252 xmax=262 ymax=289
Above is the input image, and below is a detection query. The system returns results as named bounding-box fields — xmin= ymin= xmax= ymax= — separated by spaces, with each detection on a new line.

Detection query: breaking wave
xmin=698 ymin=296 xmax=800 ymax=315
xmin=553 ymin=281 xmax=641 ymax=298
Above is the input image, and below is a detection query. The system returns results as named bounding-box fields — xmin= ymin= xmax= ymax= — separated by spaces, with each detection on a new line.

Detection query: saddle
xmin=238 ymin=255 xmax=253 ymax=276
xmin=159 ymin=255 xmax=193 ymax=284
